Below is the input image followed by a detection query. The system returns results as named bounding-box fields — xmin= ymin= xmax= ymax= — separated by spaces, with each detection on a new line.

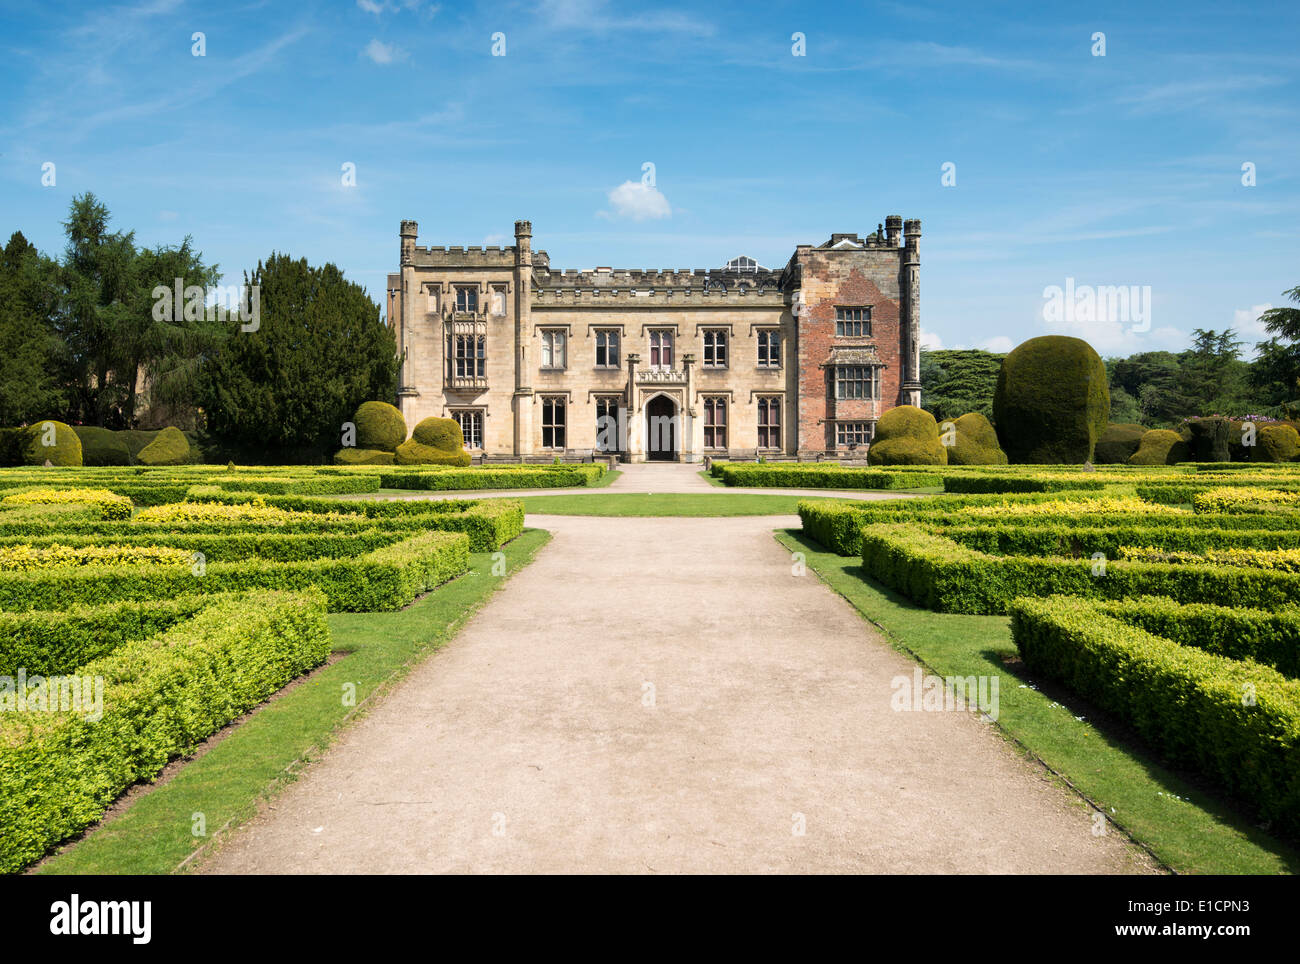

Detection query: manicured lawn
xmin=35 ymin=529 xmax=551 ymax=875
xmin=775 ymin=528 xmax=1300 ymax=876
xmin=523 ymin=493 xmax=840 ymax=516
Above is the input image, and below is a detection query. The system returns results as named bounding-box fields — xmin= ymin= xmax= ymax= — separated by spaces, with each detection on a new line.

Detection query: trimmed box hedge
xmin=0 ymin=590 xmax=331 ymax=873
xmin=0 ymin=530 xmax=470 ymax=613
xmin=941 ymin=474 xmax=1109 ymax=494
xmin=858 ymin=522 xmax=1300 ymax=615
xmin=184 ymin=488 xmax=523 ymax=550
xmin=716 ymin=463 xmax=941 ymax=489
xmin=0 ymin=596 xmax=211 ymax=678
xmin=1010 ymin=595 xmax=1300 ymax=837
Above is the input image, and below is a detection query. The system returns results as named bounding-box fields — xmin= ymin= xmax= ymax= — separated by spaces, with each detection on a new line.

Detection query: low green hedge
xmin=0 ymin=590 xmax=331 ymax=873
xmin=716 ymin=464 xmax=941 ymax=489
xmin=0 ymin=596 xmax=212 ymax=678
xmin=0 ymin=530 xmax=470 ymax=613
xmin=941 ymin=474 xmax=1109 ymax=494
xmin=858 ymin=522 xmax=1300 ymax=615
xmin=375 ymin=466 xmax=604 ymax=490
xmin=184 ymin=488 xmax=523 ymax=550
xmin=1010 ymin=595 xmax=1300 ymax=837
xmin=940 ymin=523 xmax=1300 ymax=559
xmin=0 ymin=530 xmax=407 ymax=563
xmin=1088 ymin=596 xmax=1300 ymax=679
xmin=206 ymin=475 xmax=382 ymax=496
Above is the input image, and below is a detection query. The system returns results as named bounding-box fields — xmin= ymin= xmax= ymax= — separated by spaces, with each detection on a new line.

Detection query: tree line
xmin=0 ymin=195 xmax=398 ymax=461
xmin=922 ymin=303 xmax=1300 ymax=428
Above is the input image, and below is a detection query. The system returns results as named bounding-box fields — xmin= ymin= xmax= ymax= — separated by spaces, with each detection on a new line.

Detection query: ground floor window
xmin=703 ymin=397 xmax=727 ymax=449
xmin=595 ymin=396 xmax=621 ymax=452
xmin=451 ymin=410 xmax=484 ymax=449
xmin=542 ymin=397 xmax=567 ymax=449
xmin=757 ymin=397 xmax=781 ymax=449
xmin=836 ymin=421 xmax=872 ymax=446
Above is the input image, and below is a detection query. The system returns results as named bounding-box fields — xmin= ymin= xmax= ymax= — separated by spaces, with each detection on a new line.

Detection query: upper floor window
xmin=455 ymin=285 xmax=478 ymax=313
xmin=835 ymin=306 xmax=871 ymax=336
xmin=649 ymin=329 xmax=674 ymax=369
xmin=541 ymin=329 xmax=567 ymax=370
xmin=595 ymin=329 xmax=620 ymax=368
xmin=835 ymin=365 xmax=881 ymax=400
xmin=757 ymin=330 xmax=781 ymax=368
xmin=703 ymin=330 xmax=728 ymax=368
xmin=490 ymin=285 xmax=507 ymax=316
xmin=451 ymin=333 xmax=485 ymax=378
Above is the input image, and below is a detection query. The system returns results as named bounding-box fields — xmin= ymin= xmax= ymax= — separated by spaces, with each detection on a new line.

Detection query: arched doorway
xmin=644 ymin=394 xmax=678 ymax=461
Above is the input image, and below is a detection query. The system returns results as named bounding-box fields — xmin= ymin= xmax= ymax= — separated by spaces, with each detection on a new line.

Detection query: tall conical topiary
xmin=993 ymin=336 xmax=1109 ymax=463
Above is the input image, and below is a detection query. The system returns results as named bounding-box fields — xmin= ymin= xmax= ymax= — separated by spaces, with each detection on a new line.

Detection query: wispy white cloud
xmin=537 ymin=0 xmax=714 ymax=35
xmin=361 ymin=38 xmax=407 ymax=64
xmin=599 ymin=181 xmax=672 ymax=221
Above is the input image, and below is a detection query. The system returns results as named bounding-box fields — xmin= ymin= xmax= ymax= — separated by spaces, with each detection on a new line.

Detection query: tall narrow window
xmin=595 ymin=397 xmax=621 ymax=452
xmin=541 ymin=330 xmax=567 ymax=370
xmin=703 ymin=330 xmax=728 ymax=368
xmin=455 ymin=286 xmax=478 ymax=313
xmin=757 ymin=330 xmax=781 ymax=368
xmin=703 ymin=397 xmax=727 ymax=449
xmin=835 ymin=306 xmax=871 ymax=336
xmin=451 ymin=410 xmax=484 ymax=448
xmin=757 ymin=397 xmax=781 ymax=449
xmin=542 ymin=397 xmax=567 ymax=449
xmin=649 ymin=329 xmax=673 ymax=369
xmin=595 ymin=329 xmax=620 ymax=368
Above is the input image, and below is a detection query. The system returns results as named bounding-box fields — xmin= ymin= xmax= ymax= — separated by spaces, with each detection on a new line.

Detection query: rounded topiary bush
xmin=867 ymin=405 xmax=947 ymax=466
xmin=412 ymin=416 xmax=463 ymax=450
xmin=394 ymin=439 xmax=471 ymax=466
xmin=1129 ymin=429 xmax=1191 ymax=465
xmin=1093 ymin=423 xmax=1147 ymax=464
xmin=137 ymin=426 xmax=192 ymax=466
xmin=993 ymin=336 xmax=1109 ymax=463
xmin=74 ymin=426 xmax=131 ymax=466
xmin=354 ymin=401 xmax=407 ymax=452
xmin=942 ymin=412 xmax=1007 ymax=465
xmin=1251 ymin=423 xmax=1300 ymax=463
xmin=22 ymin=420 xmax=82 ymax=466
xmin=333 ymin=447 xmax=396 ymax=466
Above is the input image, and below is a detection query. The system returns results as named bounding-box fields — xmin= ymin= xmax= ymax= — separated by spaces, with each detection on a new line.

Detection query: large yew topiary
xmin=354 ymin=401 xmax=407 ymax=452
xmin=993 ymin=336 xmax=1109 ymax=463
xmin=867 ymin=405 xmax=947 ymax=466
xmin=21 ymin=420 xmax=82 ymax=467
xmin=74 ymin=426 xmax=131 ymax=466
xmin=942 ymin=412 xmax=1007 ymax=465
xmin=1093 ymin=423 xmax=1147 ymax=464
xmin=396 ymin=416 xmax=471 ymax=466
xmin=1185 ymin=417 xmax=1231 ymax=463
xmin=1251 ymin=423 xmax=1300 ymax=463
xmin=1129 ymin=429 xmax=1191 ymax=465
xmin=137 ymin=426 xmax=192 ymax=466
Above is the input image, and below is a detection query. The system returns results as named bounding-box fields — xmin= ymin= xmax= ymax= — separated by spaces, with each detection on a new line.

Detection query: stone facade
xmin=387 ymin=217 xmax=921 ymax=461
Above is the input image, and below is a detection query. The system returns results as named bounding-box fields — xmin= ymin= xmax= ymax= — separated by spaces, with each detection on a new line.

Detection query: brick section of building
xmin=388 ymin=217 xmax=920 ymax=461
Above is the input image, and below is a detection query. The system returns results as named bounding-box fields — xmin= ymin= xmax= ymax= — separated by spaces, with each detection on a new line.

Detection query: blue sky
xmin=2 ymin=0 xmax=1297 ymax=359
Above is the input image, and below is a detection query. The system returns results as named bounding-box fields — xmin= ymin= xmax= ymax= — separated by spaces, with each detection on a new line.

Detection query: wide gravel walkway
xmin=199 ymin=511 xmax=1153 ymax=874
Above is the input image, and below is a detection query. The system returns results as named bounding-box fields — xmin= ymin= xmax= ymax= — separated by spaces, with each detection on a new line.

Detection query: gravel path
xmin=198 ymin=514 xmax=1153 ymax=875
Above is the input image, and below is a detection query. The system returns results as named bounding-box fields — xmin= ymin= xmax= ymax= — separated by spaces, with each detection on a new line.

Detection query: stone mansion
xmin=386 ymin=217 xmax=922 ymax=461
